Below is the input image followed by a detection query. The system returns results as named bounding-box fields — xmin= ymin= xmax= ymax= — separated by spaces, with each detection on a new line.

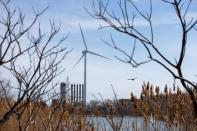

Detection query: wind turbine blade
xmin=79 ymin=24 xmax=88 ymax=50
xmin=72 ymin=55 xmax=84 ymax=69
xmin=87 ymin=51 xmax=111 ymax=60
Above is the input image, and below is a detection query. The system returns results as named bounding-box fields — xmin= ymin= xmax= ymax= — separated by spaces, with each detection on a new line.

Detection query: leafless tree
xmin=0 ymin=0 xmax=71 ymax=124
xmin=90 ymin=0 xmax=197 ymax=118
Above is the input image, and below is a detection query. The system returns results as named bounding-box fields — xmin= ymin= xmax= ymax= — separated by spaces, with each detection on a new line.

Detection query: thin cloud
xmin=61 ymin=17 xmax=150 ymax=32
xmin=22 ymin=11 xmax=197 ymax=35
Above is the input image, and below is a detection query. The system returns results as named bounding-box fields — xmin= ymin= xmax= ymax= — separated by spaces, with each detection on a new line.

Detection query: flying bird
xmin=128 ymin=77 xmax=137 ymax=81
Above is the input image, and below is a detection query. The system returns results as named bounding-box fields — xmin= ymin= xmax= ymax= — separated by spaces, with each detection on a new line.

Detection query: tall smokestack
xmin=79 ymin=84 xmax=81 ymax=102
xmin=73 ymin=84 xmax=76 ymax=103
xmin=76 ymin=84 xmax=79 ymax=103
xmin=71 ymin=84 xmax=73 ymax=104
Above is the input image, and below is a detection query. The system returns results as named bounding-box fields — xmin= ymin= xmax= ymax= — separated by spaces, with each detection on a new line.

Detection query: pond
xmin=85 ymin=116 xmax=186 ymax=131
xmin=86 ymin=116 xmax=166 ymax=131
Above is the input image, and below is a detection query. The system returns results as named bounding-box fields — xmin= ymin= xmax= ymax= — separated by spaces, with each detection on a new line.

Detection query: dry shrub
xmin=136 ymin=82 xmax=197 ymax=130
xmin=0 ymin=82 xmax=197 ymax=130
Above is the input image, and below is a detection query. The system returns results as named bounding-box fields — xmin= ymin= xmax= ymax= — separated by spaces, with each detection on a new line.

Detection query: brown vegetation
xmin=1 ymin=82 xmax=196 ymax=130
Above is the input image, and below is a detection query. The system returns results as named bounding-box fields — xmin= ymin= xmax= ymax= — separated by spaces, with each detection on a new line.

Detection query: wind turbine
xmin=73 ymin=24 xmax=110 ymax=105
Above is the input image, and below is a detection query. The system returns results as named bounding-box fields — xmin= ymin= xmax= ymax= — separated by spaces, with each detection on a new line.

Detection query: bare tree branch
xmin=91 ymin=0 xmax=197 ymax=118
xmin=0 ymin=0 xmax=70 ymax=124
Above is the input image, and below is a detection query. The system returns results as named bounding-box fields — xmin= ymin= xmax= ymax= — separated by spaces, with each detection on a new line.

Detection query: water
xmin=86 ymin=116 xmax=166 ymax=131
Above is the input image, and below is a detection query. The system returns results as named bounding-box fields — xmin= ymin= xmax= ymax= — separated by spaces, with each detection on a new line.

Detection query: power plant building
xmin=60 ymin=77 xmax=85 ymax=105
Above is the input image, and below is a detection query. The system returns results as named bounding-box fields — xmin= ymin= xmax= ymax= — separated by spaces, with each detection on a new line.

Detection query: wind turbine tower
xmin=73 ymin=25 xmax=110 ymax=105
xmin=83 ymin=50 xmax=87 ymax=105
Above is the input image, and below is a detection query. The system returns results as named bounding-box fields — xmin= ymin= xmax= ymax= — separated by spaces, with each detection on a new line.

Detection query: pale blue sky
xmin=5 ymin=0 xmax=197 ymax=100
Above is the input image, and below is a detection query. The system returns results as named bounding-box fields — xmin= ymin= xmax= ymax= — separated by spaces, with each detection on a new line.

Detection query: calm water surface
xmin=86 ymin=116 xmax=166 ymax=131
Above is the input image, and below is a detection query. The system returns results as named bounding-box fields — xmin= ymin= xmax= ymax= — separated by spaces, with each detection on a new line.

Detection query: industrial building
xmin=59 ymin=77 xmax=86 ymax=105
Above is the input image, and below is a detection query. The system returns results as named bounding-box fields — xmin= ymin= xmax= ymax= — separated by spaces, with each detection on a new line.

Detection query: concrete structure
xmin=70 ymin=84 xmax=84 ymax=104
xmin=60 ymin=82 xmax=66 ymax=103
xmin=60 ymin=77 xmax=85 ymax=105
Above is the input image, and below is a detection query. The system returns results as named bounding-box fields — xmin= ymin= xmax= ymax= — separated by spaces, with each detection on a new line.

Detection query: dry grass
xmin=135 ymin=82 xmax=197 ymax=130
xmin=0 ymin=82 xmax=196 ymax=131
